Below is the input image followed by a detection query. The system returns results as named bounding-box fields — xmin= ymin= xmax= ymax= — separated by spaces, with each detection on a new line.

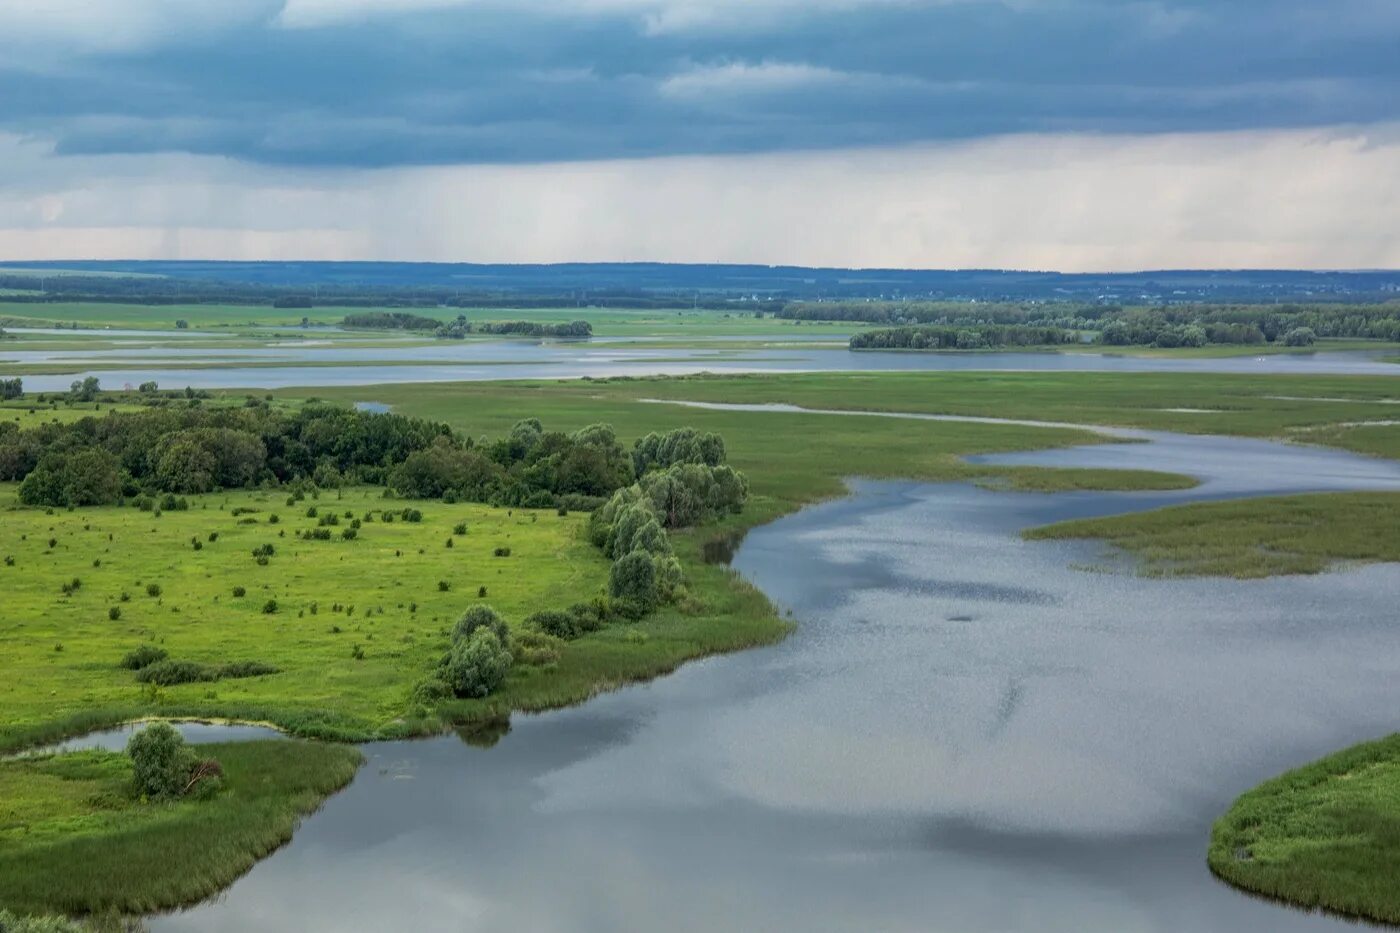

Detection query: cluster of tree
xmin=0 ymin=377 xmax=20 ymax=400
xmin=432 ymin=316 xmax=592 ymax=339
xmin=390 ymin=419 xmax=634 ymax=508
xmin=794 ymin=300 xmax=1400 ymax=348
xmin=587 ymin=428 xmax=749 ymax=613
xmin=341 ymin=310 xmax=441 ymax=330
xmin=783 ymin=301 xmax=1101 ymax=329
xmin=850 ymin=324 xmax=1081 ymax=350
xmin=3 ymin=403 xmax=450 ymax=507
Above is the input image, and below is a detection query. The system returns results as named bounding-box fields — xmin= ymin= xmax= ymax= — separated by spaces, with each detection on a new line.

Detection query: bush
xmin=262 ymin=599 xmax=278 ymax=614
xmin=120 ymin=644 xmax=169 ymax=670
xmin=444 ymin=629 xmax=513 ymax=698
xmin=135 ymin=660 xmax=215 ymax=685
xmin=452 ymin=605 xmax=510 ymax=646
xmin=526 ymin=609 xmax=581 ymax=640
xmin=410 ymin=675 xmax=453 ymax=705
xmin=218 ymin=660 xmax=279 ymax=679
xmin=146 ymin=583 xmax=162 ymax=598
xmin=342 ymin=528 xmax=358 ymax=540
xmin=493 ymin=546 xmax=511 ymax=557
xmin=437 ymin=580 xmax=450 ymax=592
xmin=127 ymin=722 xmax=196 ymax=799
xmin=108 ymin=606 xmax=121 ymax=621
xmin=453 ymin=522 xmax=468 ymax=535
xmin=232 ymin=586 xmax=246 ymax=597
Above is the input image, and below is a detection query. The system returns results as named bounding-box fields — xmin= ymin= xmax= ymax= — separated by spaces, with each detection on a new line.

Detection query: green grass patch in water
xmin=1208 ymin=733 xmax=1400 ymax=925
xmin=1025 ymin=492 xmax=1400 ymax=577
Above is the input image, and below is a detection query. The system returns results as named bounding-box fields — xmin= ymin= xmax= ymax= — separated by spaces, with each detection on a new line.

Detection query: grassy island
xmin=1209 ymin=734 xmax=1400 ymax=925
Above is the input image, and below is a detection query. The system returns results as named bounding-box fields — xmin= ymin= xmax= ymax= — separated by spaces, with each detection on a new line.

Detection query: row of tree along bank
xmin=340 ymin=311 xmax=591 ymax=339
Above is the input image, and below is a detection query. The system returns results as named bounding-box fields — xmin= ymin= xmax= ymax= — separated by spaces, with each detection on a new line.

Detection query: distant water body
xmin=5 ymin=340 xmax=1398 ymax=391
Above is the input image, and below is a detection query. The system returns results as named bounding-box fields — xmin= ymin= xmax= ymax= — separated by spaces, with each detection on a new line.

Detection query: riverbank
xmin=0 ymin=739 xmax=363 ymax=916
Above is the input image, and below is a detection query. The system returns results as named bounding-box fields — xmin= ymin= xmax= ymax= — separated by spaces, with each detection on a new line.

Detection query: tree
xmin=0 ymin=377 xmax=20 ymax=400
xmin=138 ymin=381 xmax=159 ymax=394
xmin=154 ymin=437 xmax=218 ymax=493
xmin=67 ymin=376 xmax=100 ymax=403
xmin=609 ymin=549 xmax=658 ymax=612
xmin=175 ymin=319 xmax=189 ymax=329
xmin=1283 ymin=327 xmax=1317 ymax=347
xmin=127 ymin=722 xmax=196 ymax=799
xmin=445 ymin=628 xmax=513 ymax=698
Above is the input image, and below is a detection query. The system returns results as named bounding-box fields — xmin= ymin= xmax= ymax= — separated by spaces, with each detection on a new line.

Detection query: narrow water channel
xmin=148 ymin=413 xmax=1400 ymax=932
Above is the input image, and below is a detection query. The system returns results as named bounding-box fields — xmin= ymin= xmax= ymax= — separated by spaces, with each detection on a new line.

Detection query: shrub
xmin=108 ymin=606 xmax=121 ymax=621
xmin=493 ymin=546 xmax=511 ymax=557
xmin=127 ymin=722 xmax=196 ymax=799
xmin=218 ymin=660 xmax=279 ymax=679
xmin=135 ymin=660 xmax=215 ymax=685
xmin=145 ymin=583 xmax=162 ymax=598
xmin=120 ymin=644 xmax=169 ymax=670
xmin=411 ymin=675 xmax=453 ymax=705
xmin=444 ymin=629 xmax=513 ymax=698
xmin=232 ymin=586 xmax=246 ymax=597
xmin=453 ymin=522 xmax=468 ymax=535
xmin=526 ymin=609 xmax=581 ymax=640
xmin=262 ymin=599 xmax=278 ymax=614
xmin=477 ymin=586 xmax=487 ymax=598
xmin=437 ymin=580 xmax=451 ymax=592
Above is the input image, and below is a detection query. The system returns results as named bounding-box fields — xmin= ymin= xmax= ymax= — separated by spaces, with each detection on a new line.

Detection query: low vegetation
xmin=1209 ymin=733 xmax=1400 ymax=925
xmin=0 ymin=733 xmax=362 ymax=916
xmin=1024 ymin=492 xmax=1400 ymax=577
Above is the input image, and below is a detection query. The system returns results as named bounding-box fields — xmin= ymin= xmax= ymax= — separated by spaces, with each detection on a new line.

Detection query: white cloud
xmin=1 ymin=126 xmax=1397 ymax=270
xmin=659 ymin=62 xmax=854 ymax=98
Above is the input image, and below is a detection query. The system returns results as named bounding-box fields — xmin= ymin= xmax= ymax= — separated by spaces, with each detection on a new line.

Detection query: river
xmin=144 ymin=408 xmax=1400 ymax=932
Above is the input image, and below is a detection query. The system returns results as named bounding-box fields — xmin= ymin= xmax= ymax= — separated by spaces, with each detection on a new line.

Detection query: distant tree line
xmin=341 ymin=312 xmax=592 ymax=339
xmin=850 ymin=324 xmax=1081 ymax=350
xmin=827 ymin=301 xmax=1400 ymax=350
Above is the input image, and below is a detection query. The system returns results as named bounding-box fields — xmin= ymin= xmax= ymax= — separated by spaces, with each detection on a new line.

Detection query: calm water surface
xmin=150 ymin=418 xmax=1400 ymax=932
xmin=6 ymin=341 xmax=1398 ymax=391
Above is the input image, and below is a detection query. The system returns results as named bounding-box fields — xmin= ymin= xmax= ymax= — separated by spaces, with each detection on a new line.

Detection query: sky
xmin=1 ymin=0 xmax=1397 ymax=270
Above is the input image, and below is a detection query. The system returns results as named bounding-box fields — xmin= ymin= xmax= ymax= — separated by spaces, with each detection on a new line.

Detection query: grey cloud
xmin=0 ymin=0 xmax=1396 ymax=167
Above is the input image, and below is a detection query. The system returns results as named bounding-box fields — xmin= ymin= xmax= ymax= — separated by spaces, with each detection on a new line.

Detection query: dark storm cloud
xmin=1 ymin=0 xmax=1396 ymax=167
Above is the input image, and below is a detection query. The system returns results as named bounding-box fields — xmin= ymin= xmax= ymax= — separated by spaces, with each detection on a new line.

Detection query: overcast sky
xmin=2 ymin=0 xmax=1397 ymax=269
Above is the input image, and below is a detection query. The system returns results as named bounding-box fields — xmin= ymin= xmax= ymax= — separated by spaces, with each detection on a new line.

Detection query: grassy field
xmin=0 ymin=740 xmax=362 ymax=916
xmin=1025 ymin=492 xmax=1400 ymax=577
xmin=1209 ymin=733 xmax=1400 ymax=925
xmin=0 ymin=485 xmax=619 ymax=750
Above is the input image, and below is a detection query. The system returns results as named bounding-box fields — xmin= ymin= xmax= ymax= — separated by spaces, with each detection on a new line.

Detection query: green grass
xmin=0 ymin=740 xmax=362 ymax=915
xmin=0 ymin=400 xmax=148 ymax=427
xmin=977 ymin=467 xmax=1199 ymax=493
xmin=1024 ymin=492 xmax=1400 ymax=577
xmin=0 ymin=485 xmax=617 ymax=750
xmin=1209 ymin=733 xmax=1400 ymax=925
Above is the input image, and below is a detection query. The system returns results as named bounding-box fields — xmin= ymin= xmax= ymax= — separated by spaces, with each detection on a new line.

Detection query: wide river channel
xmin=5 ymin=331 xmax=1398 ymax=390
xmin=71 ymin=399 xmax=1389 ymax=932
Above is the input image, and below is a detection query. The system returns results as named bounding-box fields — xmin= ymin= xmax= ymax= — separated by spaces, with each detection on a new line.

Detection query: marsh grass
xmin=1208 ymin=733 xmax=1400 ymax=925
xmin=0 ymin=740 xmax=363 ymax=916
xmin=1024 ymin=492 xmax=1400 ymax=577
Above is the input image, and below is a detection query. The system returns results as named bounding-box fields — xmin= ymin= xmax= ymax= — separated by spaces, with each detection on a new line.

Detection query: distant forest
xmin=837 ymin=302 xmax=1400 ymax=350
